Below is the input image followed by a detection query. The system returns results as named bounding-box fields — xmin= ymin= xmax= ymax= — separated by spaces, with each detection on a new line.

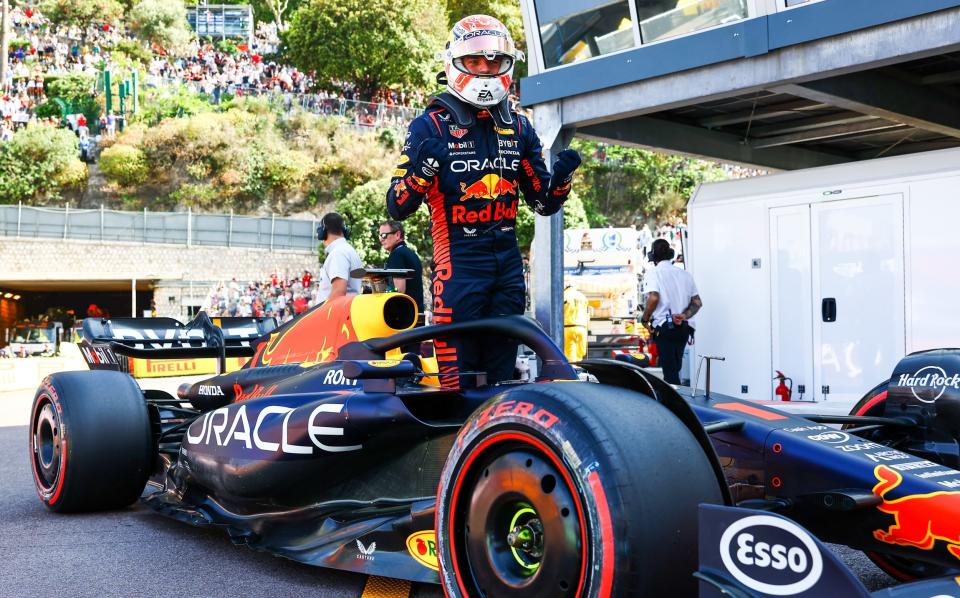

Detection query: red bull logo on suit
xmin=452 ymin=200 xmax=518 ymax=224
xmin=458 ymin=174 xmax=518 ymax=200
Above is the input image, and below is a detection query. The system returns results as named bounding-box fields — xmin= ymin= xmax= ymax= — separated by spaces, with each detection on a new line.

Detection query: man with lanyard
xmin=386 ymin=14 xmax=582 ymax=388
xmin=640 ymin=239 xmax=702 ymax=385
xmin=316 ymin=212 xmax=362 ymax=302
xmin=378 ymin=220 xmax=425 ymax=315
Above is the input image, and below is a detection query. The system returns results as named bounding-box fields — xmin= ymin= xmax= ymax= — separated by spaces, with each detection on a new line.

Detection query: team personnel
xmin=316 ymin=212 xmax=362 ymax=302
xmin=386 ymin=14 xmax=582 ymax=388
xmin=640 ymin=239 xmax=702 ymax=385
xmin=379 ymin=220 xmax=424 ymax=313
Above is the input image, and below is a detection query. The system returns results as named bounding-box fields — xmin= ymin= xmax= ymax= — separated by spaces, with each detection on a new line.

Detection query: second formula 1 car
xmin=28 ymin=289 xmax=960 ymax=596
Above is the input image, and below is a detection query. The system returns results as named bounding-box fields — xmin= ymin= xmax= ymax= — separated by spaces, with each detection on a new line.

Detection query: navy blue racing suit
xmin=386 ymin=100 xmax=572 ymax=388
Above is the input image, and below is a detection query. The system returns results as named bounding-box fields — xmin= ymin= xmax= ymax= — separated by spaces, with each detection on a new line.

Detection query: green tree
xmin=285 ymin=0 xmax=448 ymax=98
xmin=334 ymin=177 xmax=433 ymax=267
xmin=570 ymin=139 xmax=728 ymax=226
xmin=129 ymin=0 xmax=194 ymax=56
xmin=46 ymin=73 xmax=97 ymax=105
xmin=38 ymin=0 xmax=123 ymax=27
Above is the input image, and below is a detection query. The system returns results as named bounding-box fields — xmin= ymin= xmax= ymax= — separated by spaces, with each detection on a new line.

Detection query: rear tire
xmin=29 ymin=371 xmax=154 ymax=513
xmin=436 ymin=382 xmax=723 ymax=597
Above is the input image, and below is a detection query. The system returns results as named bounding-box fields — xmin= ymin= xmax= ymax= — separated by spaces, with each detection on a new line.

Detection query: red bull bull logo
xmin=451 ymin=200 xmax=518 ymax=224
xmin=253 ymin=297 xmax=358 ymax=367
xmin=459 ymin=174 xmax=518 ymax=201
xmin=872 ymin=464 xmax=960 ymax=559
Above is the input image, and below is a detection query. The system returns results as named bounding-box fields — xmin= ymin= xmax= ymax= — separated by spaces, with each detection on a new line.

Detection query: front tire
xmin=29 ymin=371 xmax=154 ymax=513
xmin=437 ymin=382 xmax=723 ymax=597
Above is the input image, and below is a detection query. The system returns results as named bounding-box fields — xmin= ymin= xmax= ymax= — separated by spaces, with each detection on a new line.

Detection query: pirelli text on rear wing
xmin=78 ymin=312 xmax=276 ymax=374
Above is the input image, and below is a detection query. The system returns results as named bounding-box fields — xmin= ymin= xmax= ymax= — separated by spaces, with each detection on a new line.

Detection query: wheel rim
xmin=32 ymin=399 xmax=62 ymax=492
xmin=451 ymin=436 xmax=585 ymax=597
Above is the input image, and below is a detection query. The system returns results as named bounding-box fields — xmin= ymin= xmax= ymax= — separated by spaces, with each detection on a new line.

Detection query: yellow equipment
xmin=563 ymin=286 xmax=590 ymax=362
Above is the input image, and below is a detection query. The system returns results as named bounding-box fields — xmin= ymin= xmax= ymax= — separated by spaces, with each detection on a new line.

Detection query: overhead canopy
xmin=521 ymin=0 xmax=960 ymax=169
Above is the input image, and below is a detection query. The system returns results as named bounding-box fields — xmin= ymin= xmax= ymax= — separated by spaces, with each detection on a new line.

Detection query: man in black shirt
xmin=379 ymin=220 xmax=425 ymax=313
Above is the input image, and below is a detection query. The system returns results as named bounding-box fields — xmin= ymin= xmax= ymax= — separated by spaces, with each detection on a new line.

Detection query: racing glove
xmin=550 ymin=149 xmax=582 ymax=187
xmin=406 ymin=138 xmax=447 ymax=193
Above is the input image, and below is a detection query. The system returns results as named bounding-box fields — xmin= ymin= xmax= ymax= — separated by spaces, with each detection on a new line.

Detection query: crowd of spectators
xmin=203 ymin=270 xmax=322 ymax=323
xmin=0 ymin=8 xmax=429 ymax=143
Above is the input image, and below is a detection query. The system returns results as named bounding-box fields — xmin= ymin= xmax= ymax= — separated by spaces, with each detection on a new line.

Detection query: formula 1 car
xmin=28 ymin=290 xmax=960 ymax=596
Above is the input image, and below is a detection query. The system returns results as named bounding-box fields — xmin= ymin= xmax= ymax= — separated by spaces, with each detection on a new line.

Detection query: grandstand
xmin=186 ymin=5 xmax=254 ymax=44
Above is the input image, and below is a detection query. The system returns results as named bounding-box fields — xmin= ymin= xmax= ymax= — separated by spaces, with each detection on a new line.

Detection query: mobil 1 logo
xmin=710 ymin=512 xmax=823 ymax=595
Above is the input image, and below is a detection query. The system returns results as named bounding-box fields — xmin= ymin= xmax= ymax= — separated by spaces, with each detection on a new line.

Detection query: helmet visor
xmin=449 ymin=32 xmax=516 ymax=60
xmin=453 ymin=54 xmax=514 ymax=76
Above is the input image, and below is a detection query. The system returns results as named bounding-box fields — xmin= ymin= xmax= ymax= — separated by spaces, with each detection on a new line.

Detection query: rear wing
xmin=78 ymin=312 xmax=276 ymax=373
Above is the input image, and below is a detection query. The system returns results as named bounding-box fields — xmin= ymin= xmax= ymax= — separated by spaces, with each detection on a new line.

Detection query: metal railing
xmin=143 ymin=78 xmax=425 ymax=131
xmin=295 ymin=96 xmax=423 ymax=130
xmin=0 ymin=203 xmax=317 ymax=252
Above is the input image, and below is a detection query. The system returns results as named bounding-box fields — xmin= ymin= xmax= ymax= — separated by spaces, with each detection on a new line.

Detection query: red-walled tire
xmin=29 ymin=371 xmax=154 ymax=513
xmin=436 ymin=382 xmax=723 ymax=597
xmin=846 ymin=380 xmax=959 ymax=582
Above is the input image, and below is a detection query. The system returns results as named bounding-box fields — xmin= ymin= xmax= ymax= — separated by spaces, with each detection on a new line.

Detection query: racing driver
xmin=386 ymin=14 xmax=581 ymax=389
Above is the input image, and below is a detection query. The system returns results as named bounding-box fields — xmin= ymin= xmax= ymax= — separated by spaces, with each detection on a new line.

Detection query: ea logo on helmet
xmin=720 ymin=515 xmax=823 ymax=595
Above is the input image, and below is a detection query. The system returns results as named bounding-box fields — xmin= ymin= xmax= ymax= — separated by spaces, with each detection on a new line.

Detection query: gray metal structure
xmin=0 ymin=204 xmax=317 ymax=253
xmin=519 ymin=0 xmax=960 ymax=341
xmin=187 ymin=4 xmax=254 ymax=44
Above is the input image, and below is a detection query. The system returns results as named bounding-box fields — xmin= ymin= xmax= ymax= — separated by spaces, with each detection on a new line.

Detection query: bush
xmin=99 ymin=143 xmax=149 ymax=186
xmin=35 ymin=101 xmax=64 ymax=121
xmin=0 ymin=124 xmax=79 ymax=203
xmin=137 ymin=85 xmax=213 ymax=125
xmin=263 ymin=150 xmax=313 ymax=191
xmin=215 ymin=39 xmax=240 ymax=55
xmin=9 ymin=38 xmax=31 ymax=51
xmin=54 ymin=159 xmax=89 ymax=189
xmin=169 ymin=183 xmax=220 ymax=209
xmin=111 ymin=39 xmax=153 ymax=66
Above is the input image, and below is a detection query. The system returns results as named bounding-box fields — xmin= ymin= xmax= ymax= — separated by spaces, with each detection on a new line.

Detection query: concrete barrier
xmin=0 ymin=352 xmax=88 ymax=393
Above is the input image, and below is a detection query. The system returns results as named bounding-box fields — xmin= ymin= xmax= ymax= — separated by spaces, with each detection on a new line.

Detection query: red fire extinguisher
xmin=646 ymin=340 xmax=659 ymax=367
xmin=773 ymin=370 xmax=793 ymax=401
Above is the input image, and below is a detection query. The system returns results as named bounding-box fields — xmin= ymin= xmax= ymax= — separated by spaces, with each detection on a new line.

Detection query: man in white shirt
xmin=316 ymin=212 xmax=362 ymax=302
xmin=640 ymin=239 xmax=702 ymax=385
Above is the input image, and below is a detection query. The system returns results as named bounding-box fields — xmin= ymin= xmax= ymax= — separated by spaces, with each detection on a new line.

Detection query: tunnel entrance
xmin=0 ymin=280 xmax=155 ymax=346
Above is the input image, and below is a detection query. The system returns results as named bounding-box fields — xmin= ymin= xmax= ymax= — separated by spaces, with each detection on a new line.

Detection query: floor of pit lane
xmin=0 ymin=383 xmax=895 ymax=596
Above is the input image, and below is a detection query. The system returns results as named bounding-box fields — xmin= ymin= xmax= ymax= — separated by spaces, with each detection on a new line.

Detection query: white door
xmin=811 ymin=195 xmax=905 ymax=403
xmin=770 ymin=206 xmax=814 ymax=401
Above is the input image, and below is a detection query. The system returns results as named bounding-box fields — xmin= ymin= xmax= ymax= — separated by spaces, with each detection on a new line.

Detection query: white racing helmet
xmin=442 ymin=15 xmax=524 ymax=108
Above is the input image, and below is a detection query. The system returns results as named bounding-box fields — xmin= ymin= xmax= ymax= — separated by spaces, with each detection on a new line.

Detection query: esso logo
xmin=720 ymin=515 xmax=823 ymax=595
xmin=807 ymin=431 xmax=849 ymax=444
